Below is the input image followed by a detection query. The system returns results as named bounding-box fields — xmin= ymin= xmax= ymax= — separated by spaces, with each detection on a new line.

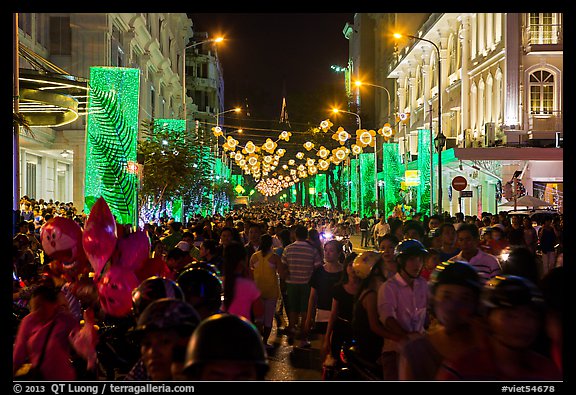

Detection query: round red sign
xmin=452 ymin=176 xmax=468 ymax=191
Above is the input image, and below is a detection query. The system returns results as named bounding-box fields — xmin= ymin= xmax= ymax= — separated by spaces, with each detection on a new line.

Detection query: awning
xmin=16 ymin=44 xmax=88 ymax=127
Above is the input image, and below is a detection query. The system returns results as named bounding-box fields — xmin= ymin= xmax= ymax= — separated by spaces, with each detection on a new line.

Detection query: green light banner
xmin=359 ymin=152 xmax=376 ymax=217
xmin=315 ymin=173 xmax=327 ymax=207
xmin=85 ymin=67 xmax=140 ymax=225
xmin=417 ymin=129 xmax=432 ymax=216
xmin=382 ymin=143 xmax=403 ymax=218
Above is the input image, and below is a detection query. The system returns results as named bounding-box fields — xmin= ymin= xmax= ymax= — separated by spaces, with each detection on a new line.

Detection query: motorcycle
xmin=336 ymin=340 xmax=383 ymax=380
xmin=320 ymin=231 xmax=354 ymax=258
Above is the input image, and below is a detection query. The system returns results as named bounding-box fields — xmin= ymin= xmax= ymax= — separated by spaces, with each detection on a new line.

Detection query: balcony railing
xmin=528 ymin=111 xmax=562 ymax=132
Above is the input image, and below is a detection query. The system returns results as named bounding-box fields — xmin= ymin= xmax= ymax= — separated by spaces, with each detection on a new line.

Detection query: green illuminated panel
xmin=315 ymin=173 xmax=327 ymax=207
xmin=85 ymin=67 xmax=140 ymax=225
xmin=417 ymin=129 xmax=432 ymax=216
xmin=360 ymin=153 xmax=375 ymax=217
xmin=351 ymin=158 xmax=360 ymax=214
xmin=382 ymin=143 xmax=403 ymax=218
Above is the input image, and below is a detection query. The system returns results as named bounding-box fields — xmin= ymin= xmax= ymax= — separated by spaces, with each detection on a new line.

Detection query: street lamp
xmin=394 ymin=32 xmax=445 ymax=215
xmin=354 ymin=80 xmax=393 ymax=220
xmin=182 ymin=36 xmax=224 ymax=125
xmin=213 ymin=107 xmax=241 ymax=163
xmin=331 ymin=108 xmax=361 ymax=130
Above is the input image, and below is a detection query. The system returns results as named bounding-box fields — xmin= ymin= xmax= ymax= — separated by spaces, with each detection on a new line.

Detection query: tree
xmin=138 ymin=119 xmax=212 ymax=223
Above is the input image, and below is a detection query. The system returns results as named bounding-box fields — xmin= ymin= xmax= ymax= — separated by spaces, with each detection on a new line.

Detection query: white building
xmin=350 ymin=13 xmax=563 ymax=216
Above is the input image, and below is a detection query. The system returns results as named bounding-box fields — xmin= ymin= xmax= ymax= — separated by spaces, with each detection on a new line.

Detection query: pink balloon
xmin=82 ymin=197 xmax=118 ymax=277
xmin=40 ymin=217 xmax=86 ymax=269
xmin=97 ymin=266 xmax=139 ymax=317
xmin=112 ymin=230 xmax=150 ymax=272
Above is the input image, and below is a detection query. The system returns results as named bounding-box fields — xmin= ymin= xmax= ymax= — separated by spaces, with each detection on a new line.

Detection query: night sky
xmin=189 ymin=13 xmax=354 ymax=126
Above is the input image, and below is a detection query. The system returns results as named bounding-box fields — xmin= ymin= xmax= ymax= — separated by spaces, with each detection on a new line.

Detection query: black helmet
xmin=482 ymin=275 xmax=545 ymax=312
xmin=185 ymin=261 xmax=221 ymax=277
xmin=177 ymin=267 xmax=223 ymax=308
xmin=183 ymin=313 xmax=269 ymax=379
xmin=429 ymin=261 xmax=482 ymax=296
xmin=132 ymin=276 xmax=185 ymax=317
xmin=133 ymin=298 xmax=200 ymax=336
xmin=394 ymin=239 xmax=428 ymax=260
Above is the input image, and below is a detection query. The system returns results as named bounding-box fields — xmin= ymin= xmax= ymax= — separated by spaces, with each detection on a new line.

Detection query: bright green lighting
xmin=85 ymin=66 xmax=140 ymax=225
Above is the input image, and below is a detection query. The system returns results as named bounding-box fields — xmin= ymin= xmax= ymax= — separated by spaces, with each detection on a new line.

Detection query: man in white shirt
xmin=448 ymin=223 xmax=502 ymax=283
xmin=373 ymin=216 xmax=391 ymax=246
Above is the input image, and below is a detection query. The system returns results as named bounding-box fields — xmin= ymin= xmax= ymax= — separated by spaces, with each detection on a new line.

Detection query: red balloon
xmin=97 ymin=266 xmax=139 ymax=317
xmin=83 ymin=197 xmax=118 ymax=277
xmin=112 ymin=230 xmax=150 ymax=272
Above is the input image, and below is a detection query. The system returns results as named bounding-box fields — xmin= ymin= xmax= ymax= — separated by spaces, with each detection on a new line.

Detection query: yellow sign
xmin=235 ymin=184 xmax=245 ymax=194
xmin=404 ymin=170 xmax=420 ymax=186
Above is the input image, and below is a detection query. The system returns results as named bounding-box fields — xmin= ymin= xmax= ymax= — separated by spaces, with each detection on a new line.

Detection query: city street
xmin=264 ymin=233 xmax=371 ymax=381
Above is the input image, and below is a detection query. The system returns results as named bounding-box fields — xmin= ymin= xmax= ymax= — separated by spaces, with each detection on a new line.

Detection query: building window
xmin=529 ymin=70 xmax=554 ymax=115
xmin=529 ymin=13 xmax=558 ymax=45
xmin=49 ymin=16 xmax=71 ymax=55
xmin=26 ymin=162 xmax=36 ymax=199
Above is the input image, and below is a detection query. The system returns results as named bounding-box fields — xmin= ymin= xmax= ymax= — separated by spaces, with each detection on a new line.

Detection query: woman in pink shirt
xmin=221 ymin=241 xmax=264 ymax=332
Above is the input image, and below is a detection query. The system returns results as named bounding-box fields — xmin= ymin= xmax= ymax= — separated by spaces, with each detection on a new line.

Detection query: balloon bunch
xmin=41 ymin=197 xmax=168 ymax=318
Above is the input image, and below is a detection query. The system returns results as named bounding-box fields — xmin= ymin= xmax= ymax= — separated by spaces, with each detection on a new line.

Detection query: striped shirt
xmin=281 ymin=241 xmax=322 ymax=284
xmin=448 ymin=248 xmax=502 ymax=283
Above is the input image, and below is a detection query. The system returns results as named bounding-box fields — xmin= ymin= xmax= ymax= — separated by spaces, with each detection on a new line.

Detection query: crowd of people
xmin=12 ymin=196 xmax=564 ymax=381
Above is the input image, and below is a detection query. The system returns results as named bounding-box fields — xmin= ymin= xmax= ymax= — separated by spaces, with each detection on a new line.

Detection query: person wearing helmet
xmin=182 ymin=313 xmax=269 ymax=380
xmin=177 ymin=266 xmax=223 ymax=320
xmin=350 ymin=251 xmax=399 ymax=368
xmin=436 ymin=275 xmax=561 ymax=380
xmin=126 ymin=298 xmax=200 ymax=381
xmin=131 ymin=276 xmax=185 ymax=318
xmin=377 ymin=238 xmax=429 ymax=380
xmin=398 ymin=261 xmax=483 ymax=380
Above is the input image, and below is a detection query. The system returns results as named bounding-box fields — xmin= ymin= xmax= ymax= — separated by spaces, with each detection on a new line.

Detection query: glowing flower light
xmin=279 ymin=131 xmax=292 ymax=141
xmin=351 ymin=144 xmax=363 ymax=155
xmin=319 ymin=119 xmax=333 ymax=132
xmin=332 ymin=127 xmax=350 ymax=145
xmin=317 ymin=146 xmax=330 ymax=159
xmin=212 ymin=126 xmax=223 ymax=137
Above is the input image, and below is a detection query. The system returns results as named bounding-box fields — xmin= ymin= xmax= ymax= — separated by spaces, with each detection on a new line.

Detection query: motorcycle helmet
xmin=177 ymin=267 xmax=223 ymax=311
xmin=352 ymin=251 xmax=383 ymax=280
xmin=133 ymin=298 xmax=200 ymax=337
xmin=185 ymin=260 xmax=221 ymax=277
xmin=132 ymin=276 xmax=185 ymax=317
xmin=394 ymin=238 xmax=428 ymax=260
xmin=429 ymin=260 xmax=482 ymax=297
xmin=482 ymin=275 xmax=545 ymax=312
xmin=183 ymin=313 xmax=269 ymax=379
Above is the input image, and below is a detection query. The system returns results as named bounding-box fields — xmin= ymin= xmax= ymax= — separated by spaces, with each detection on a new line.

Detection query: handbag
xmin=16 ymin=318 xmax=57 ymax=381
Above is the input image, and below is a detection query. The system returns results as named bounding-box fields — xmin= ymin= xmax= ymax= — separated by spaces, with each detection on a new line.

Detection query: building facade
xmin=16 ymin=12 xmax=193 ymax=210
xmin=350 ymin=12 xmax=563 ymax=217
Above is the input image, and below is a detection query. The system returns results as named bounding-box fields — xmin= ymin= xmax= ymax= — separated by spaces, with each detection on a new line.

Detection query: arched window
xmin=529 ymin=70 xmax=554 ymax=115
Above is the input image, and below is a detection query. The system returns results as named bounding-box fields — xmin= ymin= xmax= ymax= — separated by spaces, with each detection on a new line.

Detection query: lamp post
xmin=394 ymin=33 xmax=445 ymax=215
xmin=181 ymin=37 xmax=223 ymax=125
xmin=332 ymin=108 xmax=362 ymax=216
xmin=354 ymin=80 xmax=392 ymax=220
